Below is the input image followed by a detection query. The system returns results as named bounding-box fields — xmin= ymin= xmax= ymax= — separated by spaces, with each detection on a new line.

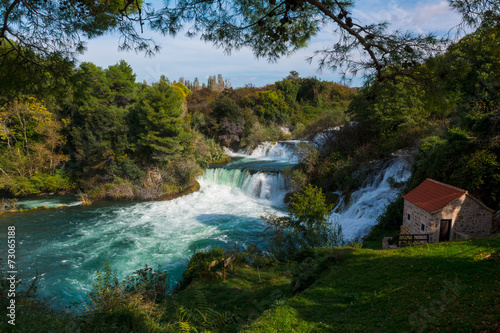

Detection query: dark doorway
xmin=439 ymin=219 xmax=452 ymax=242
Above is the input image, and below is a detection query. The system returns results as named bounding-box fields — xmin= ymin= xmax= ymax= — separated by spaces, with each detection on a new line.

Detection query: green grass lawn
xmin=245 ymin=237 xmax=500 ymax=332
xmin=164 ymin=265 xmax=294 ymax=331
xmin=172 ymin=237 xmax=500 ymax=332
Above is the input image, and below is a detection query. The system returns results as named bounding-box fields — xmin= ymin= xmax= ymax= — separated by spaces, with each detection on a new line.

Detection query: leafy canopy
xmin=2 ymin=0 xmax=498 ymax=83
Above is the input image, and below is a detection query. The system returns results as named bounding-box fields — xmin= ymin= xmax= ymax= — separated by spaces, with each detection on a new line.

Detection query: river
xmin=0 ymin=141 xmax=411 ymax=308
xmin=0 ymin=141 xmax=297 ymax=308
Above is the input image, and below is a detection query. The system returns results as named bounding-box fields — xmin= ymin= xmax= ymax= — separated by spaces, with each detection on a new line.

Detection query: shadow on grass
xmin=167 ymin=265 xmax=293 ymax=332
xmin=281 ymin=237 xmax=500 ymax=333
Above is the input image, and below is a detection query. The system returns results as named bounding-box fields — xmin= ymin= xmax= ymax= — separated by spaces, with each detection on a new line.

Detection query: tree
xmin=150 ymin=0 xmax=455 ymax=81
xmin=2 ymin=1 xmax=498 ymax=84
xmin=289 ymin=184 xmax=332 ymax=233
xmin=449 ymin=0 xmax=500 ymax=28
xmin=130 ymin=76 xmax=192 ymax=162
xmin=66 ymin=62 xmax=141 ymax=181
xmin=0 ymin=97 xmax=69 ymax=195
xmin=211 ymin=96 xmax=242 ymax=122
xmin=0 ymin=1 xmax=151 ymax=85
xmin=160 ymin=1 xmax=498 ymax=80
xmin=275 ymin=76 xmax=299 ymax=105
xmin=434 ymin=25 xmax=500 ymax=138
xmin=105 ymin=60 xmax=138 ymax=108
xmin=262 ymin=184 xmax=343 ymax=260
xmin=245 ymin=90 xmax=291 ymax=124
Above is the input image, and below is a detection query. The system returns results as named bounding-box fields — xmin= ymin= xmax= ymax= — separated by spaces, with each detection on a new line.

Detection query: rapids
xmin=0 ymin=141 xmax=297 ymax=308
xmin=0 ymin=141 xmax=411 ymax=308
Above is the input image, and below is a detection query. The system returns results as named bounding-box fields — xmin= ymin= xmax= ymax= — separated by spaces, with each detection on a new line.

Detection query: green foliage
xmin=131 ymin=75 xmax=191 ymax=162
xmin=86 ymin=261 xmax=121 ymax=313
xmin=262 ymin=185 xmax=344 ymax=261
xmin=175 ymin=291 xmax=236 ymax=332
xmin=296 ymin=77 xmax=328 ymax=106
xmin=245 ymin=90 xmax=291 ymax=124
xmin=211 ymin=95 xmax=243 ymax=122
xmin=275 ymin=78 xmax=299 ymax=106
xmin=203 ymin=138 xmax=230 ymax=164
xmin=410 ymin=129 xmax=500 ymax=209
xmin=83 ymin=261 xmax=176 ymax=333
xmin=282 ymin=166 xmax=308 ymax=193
xmin=0 ymin=0 xmax=153 ymax=83
xmin=375 ymin=195 xmax=405 ymax=230
xmin=0 ymin=97 xmax=71 ymax=196
xmin=435 ymin=25 xmax=500 ymax=138
xmin=289 ymin=184 xmax=333 ymax=233
xmin=179 ymin=248 xmax=225 ymax=290
xmin=105 ymin=60 xmax=137 ymax=107
xmin=350 ymin=75 xmax=447 ymax=151
xmin=124 ymin=265 xmax=169 ymax=302
xmin=67 ymin=62 xmax=139 ymax=183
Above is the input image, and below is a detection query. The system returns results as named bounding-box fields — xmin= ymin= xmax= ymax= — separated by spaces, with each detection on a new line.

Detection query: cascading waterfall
xmin=244 ymin=140 xmax=301 ymax=162
xmin=329 ymin=156 xmax=412 ymax=241
xmin=0 ymin=139 xmax=413 ymax=309
xmin=200 ymin=168 xmax=287 ymax=204
xmin=0 ymin=141 xmax=297 ymax=308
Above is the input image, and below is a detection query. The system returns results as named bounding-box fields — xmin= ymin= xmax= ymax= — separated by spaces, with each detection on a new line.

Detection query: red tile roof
xmin=402 ymin=179 xmax=466 ymax=213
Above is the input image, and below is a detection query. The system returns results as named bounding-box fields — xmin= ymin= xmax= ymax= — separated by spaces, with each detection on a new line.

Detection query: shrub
xmin=83 ymin=262 xmax=170 ymax=332
xmin=262 ymin=185 xmax=345 ymax=261
xmin=178 ymin=248 xmax=225 ymax=290
xmin=123 ymin=265 xmax=169 ymax=303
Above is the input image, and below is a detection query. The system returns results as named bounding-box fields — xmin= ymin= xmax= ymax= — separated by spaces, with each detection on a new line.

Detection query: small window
xmin=407 ymin=213 xmax=411 ymax=221
xmin=421 ymin=223 xmax=426 ymax=232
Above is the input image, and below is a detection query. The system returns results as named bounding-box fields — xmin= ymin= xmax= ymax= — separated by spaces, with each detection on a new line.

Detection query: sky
xmin=79 ymin=0 xmax=464 ymax=88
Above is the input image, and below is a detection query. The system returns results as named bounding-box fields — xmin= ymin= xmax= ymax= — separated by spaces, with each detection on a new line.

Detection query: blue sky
xmin=79 ymin=1 xmax=463 ymax=87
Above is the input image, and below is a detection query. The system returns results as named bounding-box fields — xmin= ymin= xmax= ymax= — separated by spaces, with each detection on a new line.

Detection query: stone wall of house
xmin=431 ymin=194 xmax=467 ymax=242
xmin=493 ymin=210 xmax=500 ymax=234
xmin=402 ymin=194 xmax=493 ymax=243
xmin=402 ymin=200 xmax=435 ymax=240
xmin=437 ymin=195 xmax=493 ymax=238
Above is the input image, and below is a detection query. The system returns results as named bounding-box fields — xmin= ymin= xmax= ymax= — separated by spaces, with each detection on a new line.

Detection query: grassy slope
xmin=175 ymin=237 xmax=500 ymax=332
xmin=164 ymin=265 xmax=293 ymax=332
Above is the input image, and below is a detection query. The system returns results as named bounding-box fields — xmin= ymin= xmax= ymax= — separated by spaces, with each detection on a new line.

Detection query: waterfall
xmin=329 ymin=156 xmax=411 ymax=241
xmin=200 ymin=168 xmax=287 ymax=205
xmin=241 ymin=141 xmax=301 ymax=162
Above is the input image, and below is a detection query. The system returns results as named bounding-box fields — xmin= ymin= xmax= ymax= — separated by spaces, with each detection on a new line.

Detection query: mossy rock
xmin=324 ymin=192 xmax=341 ymax=209
xmin=160 ymin=180 xmax=200 ymax=201
xmin=210 ymin=155 xmax=231 ymax=165
xmin=284 ymin=192 xmax=296 ymax=204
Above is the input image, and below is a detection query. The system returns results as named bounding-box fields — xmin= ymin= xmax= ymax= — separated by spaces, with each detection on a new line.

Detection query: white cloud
xmin=353 ymin=0 xmax=461 ymax=34
xmin=410 ymin=1 xmax=462 ymax=33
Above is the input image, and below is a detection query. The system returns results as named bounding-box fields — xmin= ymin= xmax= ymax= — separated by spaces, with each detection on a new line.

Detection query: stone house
xmin=400 ymin=179 xmax=496 ymax=243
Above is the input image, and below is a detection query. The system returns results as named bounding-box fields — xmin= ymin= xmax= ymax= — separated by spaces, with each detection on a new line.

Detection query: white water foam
xmin=200 ymin=168 xmax=287 ymax=205
xmin=232 ymin=141 xmax=302 ymax=162
xmin=15 ymin=195 xmax=82 ymax=209
xmin=329 ymin=156 xmax=411 ymax=241
xmin=5 ymin=162 xmax=288 ymax=307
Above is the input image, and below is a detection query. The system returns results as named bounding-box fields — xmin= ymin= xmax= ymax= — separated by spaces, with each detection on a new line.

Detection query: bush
xmin=123 ymin=265 xmax=169 ymax=303
xmin=178 ymin=248 xmax=225 ymax=290
xmin=84 ymin=262 xmax=169 ymax=333
xmin=262 ymin=185 xmax=345 ymax=261
xmin=376 ymin=196 xmax=405 ymax=229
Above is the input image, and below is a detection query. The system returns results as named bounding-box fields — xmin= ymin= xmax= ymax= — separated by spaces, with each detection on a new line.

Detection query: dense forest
xmin=1 ymin=20 xmax=499 ymax=216
xmin=0 ymin=57 xmax=354 ymax=203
